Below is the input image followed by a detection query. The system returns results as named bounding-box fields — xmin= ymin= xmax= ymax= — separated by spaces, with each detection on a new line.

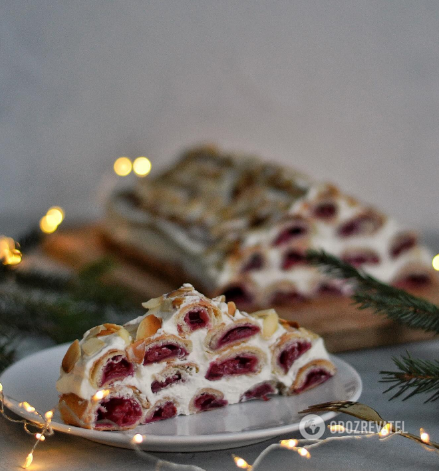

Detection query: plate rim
xmin=0 ymin=343 xmax=362 ymax=447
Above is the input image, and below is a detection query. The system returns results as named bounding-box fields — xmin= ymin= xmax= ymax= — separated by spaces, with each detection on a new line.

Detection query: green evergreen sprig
xmin=381 ymin=352 xmax=439 ymax=402
xmin=306 ymin=249 xmax=439 ymax=334
xmin=306 ymin=249 xmax=439 ymax=402
xmin=0 ymin=257 xmax=143 ymax=372
xmin=0 ymin=333 xmax=17 ymax=371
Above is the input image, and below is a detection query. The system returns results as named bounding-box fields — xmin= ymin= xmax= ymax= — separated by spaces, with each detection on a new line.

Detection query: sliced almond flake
xmin=142 ymin=296 xmax=163 ymax=310
xmin=136 ymin=315 xmax=162 ymax=340
xmin=82 ymin=337 xmax=105 ymax=356
xmin=261 ymin=311 xmax=279 ymax=339
xmin=62 ymin=340 xmax=81 ymax=373
xmin=117 ymin=327 xmax=131 ymax=345
xmin=249 ymin=308 xmax=278 ymax=319
xmin=84 ymin=325 xmax=105 ymax=339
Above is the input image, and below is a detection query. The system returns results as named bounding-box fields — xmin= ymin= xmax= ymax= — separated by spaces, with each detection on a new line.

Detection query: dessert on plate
xmin=103 ymin=145 xmax=435 ymax=309
xmin=56 ymin=285 xmax=336 ymax=431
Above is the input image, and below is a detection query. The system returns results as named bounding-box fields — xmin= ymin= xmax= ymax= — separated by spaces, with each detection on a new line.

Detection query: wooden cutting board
xmin=42 ymin=224 xmax=439 ymax=353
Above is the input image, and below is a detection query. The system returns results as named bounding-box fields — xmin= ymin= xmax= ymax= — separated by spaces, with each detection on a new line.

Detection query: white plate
xmin=0 ymin=344 xmax=362 ymax=452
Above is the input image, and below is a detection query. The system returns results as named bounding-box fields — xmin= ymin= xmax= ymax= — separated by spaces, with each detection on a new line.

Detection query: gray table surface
xmin=1 ymin=339 xmax=438 ymax=471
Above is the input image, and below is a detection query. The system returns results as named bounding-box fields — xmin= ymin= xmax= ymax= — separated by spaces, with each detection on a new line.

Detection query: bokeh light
xmin=40 ymin=206 xmax=65 ymax=234
xmin=40 ymin=216 xmax=58 ymax=234
xmin=432 ymin=254 xmax=439 ymax=271
xmin=0 ymin=236 xmax=22 ymax=265
xmin=133 ymin=156 xmax=152 ymax=177
xmin=46 ymin=206 xmax=65 ymax=226
xmin=114 ymin=157 xmax=132 ymax=176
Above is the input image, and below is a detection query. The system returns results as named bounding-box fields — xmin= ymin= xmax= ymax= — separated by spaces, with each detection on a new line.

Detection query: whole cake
xmin=56 ymin=285 xmax=335 ymax=431
xmin=103 ymin=145 xmax=434 ymax=309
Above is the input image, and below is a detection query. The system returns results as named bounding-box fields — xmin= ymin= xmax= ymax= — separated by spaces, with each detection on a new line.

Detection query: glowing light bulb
xmin=23 ymin=452 xmax=33 ymax=469
xmin=298 ymin=447 xmax=310 ymax=458
xmin=40 ymin=216 xmax=57 ymax=234
xmin=432 ymin=254 xmax=439 ymax=271
xmin=132 ymin=434 xmax=143 ymax=444
xmin=21 ymin=402 xmax=35 ymax=413
xmin=4 ymin=252 xmax=22 ymax=265
xmin=35 ymin=433 xmax=45 ymax=441
xmin=280 ymin=439 xmax=298 ymax=449
xmin=45 ymin=410 xmax=54 ymax=421
xmin=379 ymin=424 xmax=391 ymax=437
xmin=114 ymin=157 xmax=132 ymax=176
xmin=92 ymin=390 xmax=109 ymax=401
xmin=133 ymin=157 xmax=152 ymax=177
xmin=0 ymin=382 xmax=3 ymax=393
xmin=46 ymin=206 xmax=65 ymax=226
xmin=420 ymin=428 xmax=430 ymax=443
xmin=0 ymin=236 xmax=22 ymax=265
xmin=233 ymin=455 xmax=250 ymax=469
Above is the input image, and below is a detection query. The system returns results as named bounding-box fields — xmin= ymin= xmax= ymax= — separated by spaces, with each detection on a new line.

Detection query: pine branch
xmin=380 ymin=352 xmax=439 ymax=402
xmin=0 ymin=258 xmax=143 ymax=373
xmin=306 ymin=249 xmax=439 ymax=402
xmin=0 ymin=287 xmax=141 ymax=344
xmin=306 ymin=249 xmax=439 ymax=334
xmin=10 ymin=269 xmax=71 ymax=291
xmin=16 ymin=227 xmax=42 ymax=252
xmin=0 ymin=333 xmax=17 ymax=371
xmin=307 ymin=249 xmax=406 ymax=295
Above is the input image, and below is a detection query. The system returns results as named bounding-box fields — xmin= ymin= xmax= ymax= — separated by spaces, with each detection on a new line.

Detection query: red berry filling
xmin=270 ymin=290 xmax=306 ymax=305
xmin=281 ymin=250 xmax=306 ymax=270
xmin=342 ymin=250 xmax=380 ymax=267
xmin=241 ymin=253 xmax=264 ymax=272
xmin=143 ymin=344 xmax=188 ymax=365
xmin=217 ymin=324 xmax=261 ymax=349
xmin=393 ymin=273 xmax=431 ymax=290
xmin=295 ymin=368 xmax=332 ymax=393
xmin=313 ymin=202 xmax=337 ymax=219
xmin=241 ymin=382 xmax=276 ymax=402
xmin=100 ymin=355 xmax=134 ymax=387
xmin=273 ymin=222 xmax=308 ymax=246
xmin=338 ymin=213 xmax=383 ymax=237
xmin=222 ymin=285 xmax=254 ymax=307
xmin=278 ymin=341 xmax=312 ymax=374
xmin=194 ymin=393 xmax=228 ymax=411
xmin=390 ymin=234 xmax=417 ymax=258
xmin=184 ymin=308 xmax=210 ymax=331
xmin=206 ymin=354 xmax=260 ymax=381
xmin=316 ymin=283 xmax=343 ymax=296
xmin=96 ymin=397 xmax=142 ymax=429
xmin=145 ymin=401 xmax=177 ymax=423
xmin=151 ymin=372 xmax=183 ymax=394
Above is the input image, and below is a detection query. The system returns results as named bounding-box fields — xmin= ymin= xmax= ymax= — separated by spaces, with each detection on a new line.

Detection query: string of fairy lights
xmin=1 ymin=381 xmax=438 ymax=470
xmin=0 ymin=382 xmax=55 ymax=469
xmin=1 ymin=155 xmax=439 ymax=468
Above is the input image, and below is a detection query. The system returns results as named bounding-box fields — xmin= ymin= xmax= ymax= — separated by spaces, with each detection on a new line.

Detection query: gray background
xmin=1 ymin=1 xmax=439 ymax=236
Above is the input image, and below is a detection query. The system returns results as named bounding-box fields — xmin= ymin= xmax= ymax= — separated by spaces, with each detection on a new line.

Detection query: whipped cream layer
xmin=57 ymin=284 xmax=335 ymax=430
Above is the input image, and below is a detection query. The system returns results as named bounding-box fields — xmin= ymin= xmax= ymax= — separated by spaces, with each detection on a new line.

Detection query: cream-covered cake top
xmin=57 ymin=284 xmax=335 ymax=431
xmin=104 ymin=146 xmax=434 ymax=308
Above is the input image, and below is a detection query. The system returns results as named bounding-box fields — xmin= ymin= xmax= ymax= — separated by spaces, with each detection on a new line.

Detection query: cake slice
xmin=56 ymin=284 xmax=335 ymax=431
xmin=103 ymin=145 xmax=435 ymax=310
